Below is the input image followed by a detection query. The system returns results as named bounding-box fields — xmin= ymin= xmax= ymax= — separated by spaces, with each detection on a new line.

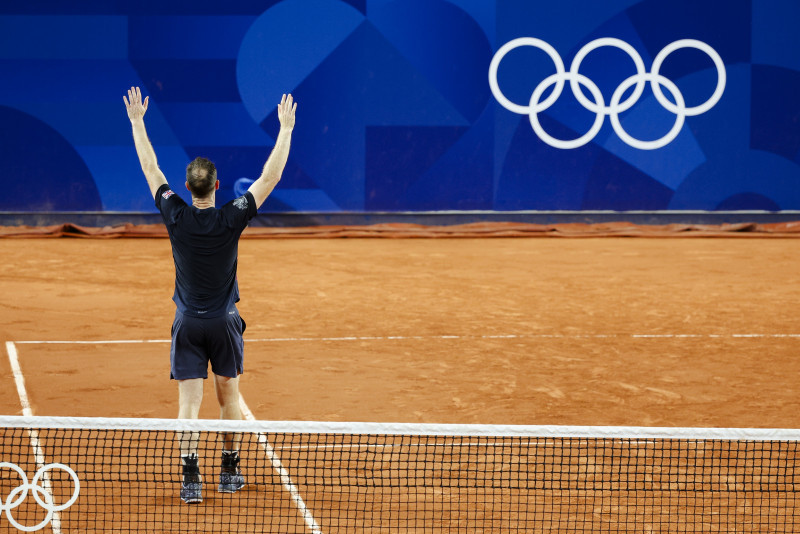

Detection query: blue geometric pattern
xmin=0 ymin=0 xmax=798 ymax=212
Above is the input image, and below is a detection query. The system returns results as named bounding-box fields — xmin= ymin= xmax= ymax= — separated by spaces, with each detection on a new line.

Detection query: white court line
xmin=11 ymin=332 xmax=800 ymax=345
xmin=238 ymin=395 xmax=323 ymax=534
xmin=7 ymin=342 xmax=34 ymax=417
xmin=5 ymin=341 xmax=64 ymax=534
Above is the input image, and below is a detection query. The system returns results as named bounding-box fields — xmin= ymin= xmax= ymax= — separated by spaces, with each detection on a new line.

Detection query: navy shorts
xmin=170 ymin=309 xmax=246 ymax=380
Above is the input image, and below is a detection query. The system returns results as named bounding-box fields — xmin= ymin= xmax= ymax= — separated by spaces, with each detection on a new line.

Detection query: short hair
xmin=186 ymin=157 xmax=217 ymax=197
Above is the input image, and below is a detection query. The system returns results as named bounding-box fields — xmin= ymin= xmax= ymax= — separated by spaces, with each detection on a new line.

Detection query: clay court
xmin=2 ymin=232 xmax=799 ymax=429
xmin=2 ymin=230 xmax=800 ymax=532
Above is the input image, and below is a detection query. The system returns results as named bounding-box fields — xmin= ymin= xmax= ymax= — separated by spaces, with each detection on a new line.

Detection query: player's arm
xmin=124 ymin=86 xmax=168 ymax=199
xmin=248 ymin=93 xmax=297 ymax=209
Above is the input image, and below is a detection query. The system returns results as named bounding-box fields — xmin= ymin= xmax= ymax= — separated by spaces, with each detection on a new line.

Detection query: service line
xmin=11 ymin=332 xmax=800 ymax=345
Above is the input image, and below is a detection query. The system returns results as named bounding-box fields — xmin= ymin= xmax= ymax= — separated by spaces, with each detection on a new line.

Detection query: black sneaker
xmin=218 ymin=451 xmax=245 ymax=493
xmin=181 ymin=455 xmax=203 ymax=504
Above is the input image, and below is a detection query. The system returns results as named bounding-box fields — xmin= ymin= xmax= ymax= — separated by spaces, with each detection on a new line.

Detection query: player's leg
xmin=214 ymin=373 xmax=243 ymax=450
xmin=177 ymin=378 xmax=205 ymax=503
xmin=171 ymin=311 xmax=210 ymax=504
xmin=209 ymin=310 xmax=247 ymax=493
xmin=178 ymin=378 xmax=204 ymax=450
xmin=214 ymin=373 xmax=245 ymax=492
xmin=214 ymin=374 xmax=243 ymax=421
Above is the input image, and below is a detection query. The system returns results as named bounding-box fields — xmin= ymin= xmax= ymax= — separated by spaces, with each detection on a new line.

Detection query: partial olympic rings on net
xmin=488 ymin=37 xmax=726 ymax=150
xmin=0 ymin=462 xmax=80 ymax=532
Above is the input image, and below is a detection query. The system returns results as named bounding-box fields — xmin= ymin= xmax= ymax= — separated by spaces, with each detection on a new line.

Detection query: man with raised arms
xmin=124 ymin=86 xmax=296 ymax=503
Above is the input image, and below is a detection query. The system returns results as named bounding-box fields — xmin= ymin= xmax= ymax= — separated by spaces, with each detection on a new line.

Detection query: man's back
xmin=156 ymin=184 xmax=257 ymax=318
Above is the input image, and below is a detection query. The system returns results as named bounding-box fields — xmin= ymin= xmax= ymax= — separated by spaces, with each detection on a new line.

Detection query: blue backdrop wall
xmin=1 ymin=0 xmax=798 ymax=213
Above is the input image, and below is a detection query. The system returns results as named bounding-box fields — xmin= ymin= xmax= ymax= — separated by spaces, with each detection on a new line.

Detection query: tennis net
xmin=0 ymin=416 xmax=797 ymax=533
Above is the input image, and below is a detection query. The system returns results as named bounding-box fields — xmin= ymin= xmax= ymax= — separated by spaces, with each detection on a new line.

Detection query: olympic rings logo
xmin=488 ymin=37 xmax=726 ymax=150
xmin=0 ymin=462 xmax=80 ymax=532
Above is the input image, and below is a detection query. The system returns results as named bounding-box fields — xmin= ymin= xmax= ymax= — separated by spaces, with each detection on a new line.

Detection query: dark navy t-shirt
xmin=155 ymin=184 xmax=258 ymax=318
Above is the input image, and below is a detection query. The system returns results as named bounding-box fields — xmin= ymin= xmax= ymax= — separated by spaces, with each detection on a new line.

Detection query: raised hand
xmin=248 ymin=93 xmax=297 ymax=208
xmin=278 ymin=93 xmax=297 ymax=130
xmin=124 ymin=86 xmax=149 ymax=122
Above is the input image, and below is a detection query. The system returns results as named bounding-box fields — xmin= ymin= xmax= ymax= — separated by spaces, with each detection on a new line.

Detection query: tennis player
xmin=124 ymin=86 xmax=296 ymax=503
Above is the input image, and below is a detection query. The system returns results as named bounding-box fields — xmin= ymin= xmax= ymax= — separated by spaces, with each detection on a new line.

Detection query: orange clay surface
xmin=1 ymin=237 xmax=798 ymax=429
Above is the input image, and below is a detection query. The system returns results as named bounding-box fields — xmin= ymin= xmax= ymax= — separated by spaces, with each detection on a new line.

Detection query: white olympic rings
xmin=488 ymin=37 xmax=726 ymax=150
xmin=0 ymin=462 xmax=80 ymax=532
